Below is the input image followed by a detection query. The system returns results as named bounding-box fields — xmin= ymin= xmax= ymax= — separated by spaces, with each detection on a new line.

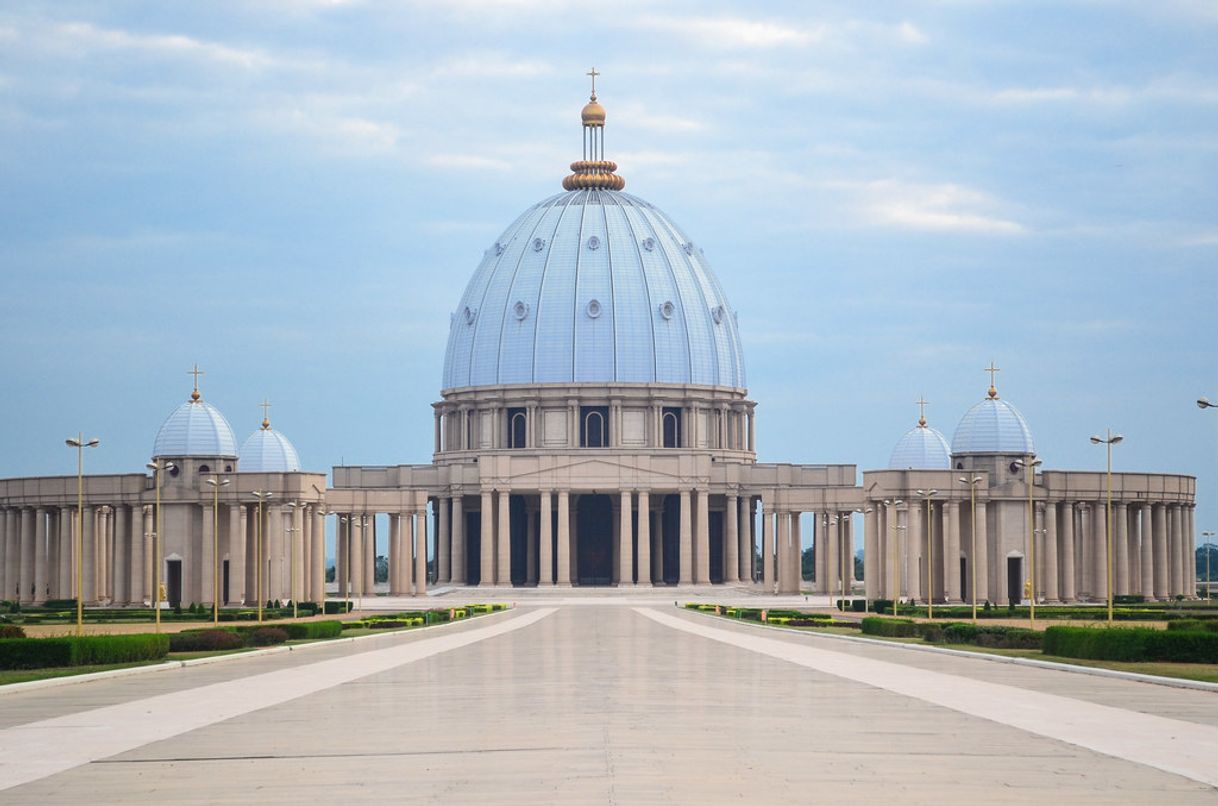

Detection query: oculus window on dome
xmin=441 ymin=76 xmax=746 ymax=391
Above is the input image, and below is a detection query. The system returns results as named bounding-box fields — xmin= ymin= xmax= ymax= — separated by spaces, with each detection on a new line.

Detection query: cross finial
xmin=189 ymin=363 xmax=205 ymax=401
xmin=985 ymin=361 xmax=1001 ymax=398
xmin=260 ymin=398 xmax=272 ymax=430
xmin=586 ymin=66 xmax=599 ymax=98
xmin=915 ymin=395 xmax=928 ymax=427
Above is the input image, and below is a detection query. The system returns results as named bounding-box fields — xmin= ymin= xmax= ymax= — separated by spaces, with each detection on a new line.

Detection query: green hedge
xmin=1044 ymin=626 xmax=1218 ymax=663
xmin=0 ymin=625 xmax=26 ymax=639
xmin=1166 ymin=619 xmax=1218 ymax=631
xmin=0 ymin=634 xmax=170 ymax=670
xmin=861 ymin=617 xmax=920 ymax=637
xmin=937 ymin=623 xmax=1043 ymax=649
xmin=169 ymin=629 xmax=246 ymax=652
xmin=284 ymin=620 xmax=344 ymax=640
xmin=324 ymin=600 xmax=354 ymax=614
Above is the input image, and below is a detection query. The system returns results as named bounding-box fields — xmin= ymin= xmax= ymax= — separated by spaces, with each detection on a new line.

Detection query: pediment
xmin=501 ymin=456 xmax=690 ymax=486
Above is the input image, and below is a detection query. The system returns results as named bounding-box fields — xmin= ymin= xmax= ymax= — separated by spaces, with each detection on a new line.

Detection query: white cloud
xmin=53 ymin=21 xmax=275 ymax=69
xmin=828 ymin=179 xmax=1025 ymax=235
xmin=897 ymin=21 xmax=928 ymax=44
xmin=424 ymin=153 xmax=513 ymax=172
xmin=635 ymin=14 xmax=824 ymax=49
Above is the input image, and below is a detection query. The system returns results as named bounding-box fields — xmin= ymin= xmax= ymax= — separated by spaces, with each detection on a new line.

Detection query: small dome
xmin=153 ymin=400 xmax=239 ymax=459
xmin=581 ymin=98 xmax=605 ymax=126
xmin=951 ymin=396 xmax=1035 ymax=456
xmin=889 ymin=424 xmax=951 ymax=469
xmin=239 ymin=427 xmax=301 ymax=473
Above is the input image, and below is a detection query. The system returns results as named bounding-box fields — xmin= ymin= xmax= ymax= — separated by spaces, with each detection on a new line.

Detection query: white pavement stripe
xmin=0 ymin=608 xmax=555 ymax=792
xmin=639 ymin=608 xmax=1218 ymax=788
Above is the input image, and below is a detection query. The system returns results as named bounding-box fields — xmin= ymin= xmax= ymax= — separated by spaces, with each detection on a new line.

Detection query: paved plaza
xmin=2 ymin=599 xmax=1218 ymax=803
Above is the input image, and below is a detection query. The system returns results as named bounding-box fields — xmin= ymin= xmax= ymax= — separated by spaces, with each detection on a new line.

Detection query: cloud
xmin=635 ymin=14 xmax=824 ymax=49
xmin=52 ymin=21 xmax=276 ymax=69
xmin=424 ymin=153 xmax=513 ymax=172
xmin=828 ymin=179 xmax=1026 ymax=235
xmin=896 ymin=21 xmax=928 ymax=44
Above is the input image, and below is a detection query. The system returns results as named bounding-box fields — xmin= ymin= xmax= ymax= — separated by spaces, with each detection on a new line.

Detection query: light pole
xmin=1090 ymin=430 xmax=1123 ymax=625
xmin=146 ymin=459 xmax=175 ymax=633
xmin=1013 ymin=456 xmax=1043 ymax=625
xmin=204 ymin=475 xmax=230 ymax=625
xmin=284 ymin=501 xmax=301 ymax=620
xmin=1202 ymin=530 xmax=1215 ymax=601
xmin=252 ymin=491 xmax=272 ymax=622
xmin=883 ymin=499 xmax=904 ymax=616
xmin=823 ymin=512 xmax=840 ymax=609
xmin=916 ymin=490 xmax=938 ymax=619
xmin=64 ymin=435 xmax=99 ymax=637
xmin=339 ymin=514 xmax=354 ymax=614
xmin=959 ymin=475 xmax=983 ymax=623
xmin=1199 ymin=398 xmax=1216 ymax=601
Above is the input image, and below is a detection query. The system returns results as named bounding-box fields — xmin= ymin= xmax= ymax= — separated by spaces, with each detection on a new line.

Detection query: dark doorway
xmin=510 ymin=494 xmax=528 ymax=585
xmin=223 ymin=560 xmax=230 ymax=604
xmin=1007 ymin=556 xmax=1022 ymax=607
xmin=960 ymin=557 xmax=968 ymax=603
xmin=466 ymin=510 xmax=482 ymax=586
xmin=167 ymin=560 xmax=182 ymax=608
xmin=661 ymin=494 xmax=680 ymax=584
xmin=709 ymin=509 xmax=724 ymax=583
xmin=577 ymin=494 xmax=613 ymax=585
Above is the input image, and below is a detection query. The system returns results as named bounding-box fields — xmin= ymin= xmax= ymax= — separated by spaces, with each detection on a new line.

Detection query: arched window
xmin=581 ymin=406 xmax=609 ymax=448
xmin=466 ymin=412 xmax=476 ymax=450
xmin=662 ymin=409 xmax=681 ymax=448
xmin=508 ymin=409 xmax=527 ymax=449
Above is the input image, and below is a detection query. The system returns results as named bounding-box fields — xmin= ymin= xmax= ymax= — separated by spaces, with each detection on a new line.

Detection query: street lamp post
xmin=252 ymin=491 xmax=272 ymax=623
xmin=64 ymin=435 xmax=99 ymax=637
xmin=1198 ymin=398 xmax=1216 ymax=601
xmin=204 ymin=475 xmax=230 ymax=625
xmin=1202 ymin=530 xmax=1215 ymax=601
xmin=916 ymin=490 xmax=938 ymax=619
xmin=883 ymin=500 xmax=904 ymax=616
xmin=1090 ymin=430 xmax=1124 ymax=625
xmin=1014 ymin=456 xmax=1043 ymax=625
xmin=339 ymin=514 xmax=353 ymax=614
xmin=959 ymin=475 xmax=983 ymax=623
xmin=145 ymin=460 xmax=175 ymax=633
xmin=284 ymin=501 xmax=301 ymax=620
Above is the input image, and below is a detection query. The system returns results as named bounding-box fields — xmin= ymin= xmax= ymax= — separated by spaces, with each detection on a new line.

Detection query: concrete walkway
xmin=1 ymin=604 xmax=1216 ymax=802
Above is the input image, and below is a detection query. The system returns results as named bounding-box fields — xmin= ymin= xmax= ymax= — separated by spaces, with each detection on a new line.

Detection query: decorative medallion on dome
xmin=532 ymin=237 xmax=546 ymax=252
xmin=642 ymin=237 xmax=655 ymax=251
xmin=562 ymin=68 xmax=626 ymax=192
xmin=659 ymin=300 xmax=675 ymax=320
xmin=464 ymin=305 xmax=477 ymax=325
xmin=513 ymin=301 xmax=529 ymax=320
xmin=682 ymin=242 xmax=695 ymax=255
xmin=586 ymin=236 xmax=600 ymax=251
xmin=586 ymin=299 xmax=602 ymax=319
xmin=712 ymin=305 xmax=725 ymax=324
xmin=494 ymin=242 xmax=505 ymax=256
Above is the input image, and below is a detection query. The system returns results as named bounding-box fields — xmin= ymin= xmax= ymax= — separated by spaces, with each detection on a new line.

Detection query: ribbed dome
xmin=951 ymin=397 xmax=1035 ymax=456
xmin=239 ymin=427 xmax=301 ymax=472
xmin=152 ymin=400 xmax=239 ymax=459
xmin=442 ymin=189 xmax=746 ymax=390
xmin=889 ymin=424 xmax=951 ymax=469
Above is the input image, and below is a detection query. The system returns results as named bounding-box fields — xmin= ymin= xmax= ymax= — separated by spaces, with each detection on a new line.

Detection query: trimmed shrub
xmin=1167 ymin=620 xmax=1218 ymax=633
xmin=861 ymin=617 xmax=919 ymax=637
xmin=284 ymin=620 xmax=344 ymax=640
xmin=368 ymin=620 xmax=408 ymax=629
xmin=0 ymin=634 xmax=170 ymax=670
xmin=42 ymin=599 xmax=78 ymax=610
xmin=0 ymin=625 xmax=26 ymax=639
xmin=939 ymin=623 xmax=1043 ymax=649
xmin=324 ymin=600 xmax=354 ymax=614
xmin=169 ymin=629 xmax=245 ymax=652
xmin=1044 ymin=627 xmax=1151 ymax=662
xmin=247 ymin=627 xmax=289 ymax=646
xmin=787 ymin=618 xmax=831 ymax=627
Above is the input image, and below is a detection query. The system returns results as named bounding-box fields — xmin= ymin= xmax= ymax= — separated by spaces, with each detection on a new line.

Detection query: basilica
xmin=0 ymin=85 xmax=1199 ymax=609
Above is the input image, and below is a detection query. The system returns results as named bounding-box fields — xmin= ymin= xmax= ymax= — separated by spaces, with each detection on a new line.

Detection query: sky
xmin=1 ymin=1 xmax=1216 ymax=542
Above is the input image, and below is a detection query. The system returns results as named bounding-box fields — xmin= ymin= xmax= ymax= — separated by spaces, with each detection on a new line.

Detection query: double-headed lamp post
xmin=959 ymin=475 xmax=984 ymax=623
xmin=1090 ymin=430 xmax=1123 ymax=625
xmin=1199 ymin=398 xmax=1216 ymax=600
xmin=1202 ymin=530 xmax=1215 ymax=601
xmin=883 ymin=499 xmax=904 ymax=616
xmin=915 ymin=490 xmax=938 ymax=619
xmin=146 ymin=459 xmax=175 ymax=633
xmin=252 ymin=491 xmax=273 ymax=623
xmin=204 ymin=476 xmax=230 ymax=625
xmin=1013 ymin=456 xmax=1043 ymax=625
xmin=338 ymin=514 xmax=354 ymax=614
xmin=64 ymin=435 xmax=99 ymax=637
xmin=284 ymin=501 xmax=301 ymax=619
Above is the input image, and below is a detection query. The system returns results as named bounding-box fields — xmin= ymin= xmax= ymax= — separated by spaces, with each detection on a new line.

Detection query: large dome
xmin=889 ymin=423 xmax=951 ymax=469
xmin=240 ymin=426 xmax=301 ymax=472
xmin=441 ymin=189 xmax=746 ymax=390
xmin=153 ymin=399 xmax=239 ymax=459
xmin=951 ymin=395 xmax=1035 ymax=456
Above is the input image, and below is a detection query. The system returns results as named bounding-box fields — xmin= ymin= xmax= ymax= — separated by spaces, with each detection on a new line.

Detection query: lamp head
xmin=86 ymin=439 xmax=99 ymax=447
xmin=1111 ymin=435 xmax=1124 ymax=444
xmin=1199 ymin=397 xmax=1213 ymax=409
xmin=66 ymin=438 xmax=80 ymax=447
xmin=1090 ymin=436 xmax=1102 ymax=444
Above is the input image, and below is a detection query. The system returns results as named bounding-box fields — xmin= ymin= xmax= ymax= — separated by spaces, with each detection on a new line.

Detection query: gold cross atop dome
xmin=985 ymin=361 xmax=1001 ymax=399
xmin=564 ymin=69 xmax=624 ymax=191
xmin=587 ymin=66 xmax=599 ymax=97
xmin=189 ymin=363 xmax=205 ymax=402
xmin=916 ymin=396 xmax=929 ymax=427
xmin=260 ymin=398 xmax=272 ymax=430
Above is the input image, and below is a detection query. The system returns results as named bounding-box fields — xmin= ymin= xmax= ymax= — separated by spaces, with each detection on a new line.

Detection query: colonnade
xmin=332 ymin=509 xmax=429 ymax=597
xmin=756 ymin=508 xmax=857 ymax=597
xmin=861 ymin=498 xmax=1198 ymax=604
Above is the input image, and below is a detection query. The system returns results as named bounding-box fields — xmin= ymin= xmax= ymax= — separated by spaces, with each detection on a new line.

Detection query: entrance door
xmin=708 ymin=509 xmax=724 ymax=583
xmin=960 ymin=557 xmax=968 ymax=603
xmin=1007 ymin=556 xmax=1022 ymax=607
xmin=576 ymin=495 xmax=613 ymax=585
xmin=167 ymin=560 xmax=183 ymax=608
xmin=466 ymin=511 xmax=481 ymax=586
xmin=223 ymin=560 xmax=230 ymax=604
xmin=661 ymin=495 xmax=680 ymax=584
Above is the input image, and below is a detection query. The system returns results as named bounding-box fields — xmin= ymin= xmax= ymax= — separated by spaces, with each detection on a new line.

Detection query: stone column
xmin=823 ymin=513 xmax=837 ymax=597
xmin=112 ymin=505 xmax=128 ymax=604
xmin=451 ymin=496 xmax=466 ymax=585
xmin=973 ymin=501 xmax=988 ymax=604
xmin=1151 ymin=503 xmax=1168 ymax=600
xmin=1058 ymin=503 xmax=1075 ymax=601
xmin=201 ymin=504 xmax=216 ymax=606
xmin=863 ymin=505 xmax=879 ymax=600
xmin=497 ymin=490 xmax=511 ymax=585
xmin=539 ymin=492 xmax=553 ymax=586
xmin=760 ymin=504 xmax=773 ymax=591
xmin=637 ymin=491 xmax=651 ymax=586
xmin=790 ymin=513 xmax=803 ymax=594
xmin=556 ymin=491 xmax=571 ymax=586
xmin=80 ymin=506 xmax=95 ymax=605
xmin=1188 ymin=505 xmax=1198 ymax=598
xmin=1169 ymin=504 xmax=1184 ymax=596
xmin=54 ymin=508 xmax=69 ymax=601
xmin=943 ymin=501 xmax=960 ymax=603
xmin=414 ymin=510 xmax=428 ymax=596
xmin=45 ymin=509 xmax=59 ymax=600
xmin=226 ymin=505 xmax=244 ymax=605
xmin=367 ymin=515 xmax=378 ymax=595
xmin=735 ymin=497 xmax=749 ymax=582
xmin=526 ymin=505 xmax=539 ymax=585
xmin=679 ymin=490 xmax=693 ymax=585
xmin=388 ymin=512 xmax=400 ymax=594
xmin=32 ymin=508 xmax=48 ymax=604
xmin=311 ymin=508 xmax=324 ymax=604
xmin=617 ymin=490 xmax=633 ymax=586
xmin=724 ymin=494 xmax=739 ymax=584
xmin=694 ymin=489 xmax=710 ymax=584
xmin=1042 ymin=502 xmax=1058 ymax=602
xmin=351 ymin=516 xmax=365 ymax=596
xmin=1113 ymin=502 xmax=1129 ymax=595
xmin=480 ymin=490 xmax=494 ymax=587
xmin=1 ymin=509 xmax=12 ymax=602
xmin=1092 ymin=502 xmax=1109 ymax=600
xmin=1137 ymin=505 xmax=1152 ymax=600
xmin=438 ymin=497 xmax=450 ymax=584
xmin=775 ymin=512 xmax=790 ymax=594
xmin=907 ymin=501 xmax=923 ymax=603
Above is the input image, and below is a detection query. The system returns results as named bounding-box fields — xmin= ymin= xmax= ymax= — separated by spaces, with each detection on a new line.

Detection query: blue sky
xmin=1 ymin=2 xmax=1216 ymax=539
